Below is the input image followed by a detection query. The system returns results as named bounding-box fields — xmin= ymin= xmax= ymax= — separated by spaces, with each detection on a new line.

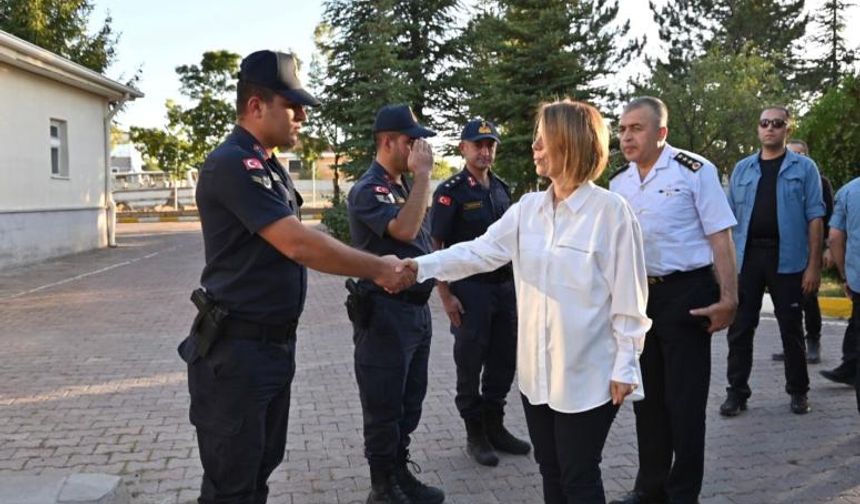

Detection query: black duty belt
xmin=373 ymin=289 xmax=432 ymax=306
xmin=648 ymin=265 xmax=713 ymax=286
xmin=222 ymin=317 xmax=298 ymax=344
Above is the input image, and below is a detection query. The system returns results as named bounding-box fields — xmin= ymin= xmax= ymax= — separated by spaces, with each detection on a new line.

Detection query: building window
xmin=50 ymin=119 xmax=69 ymax=178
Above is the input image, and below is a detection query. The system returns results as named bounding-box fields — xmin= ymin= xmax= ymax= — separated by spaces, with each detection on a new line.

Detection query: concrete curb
xmin=0 ymin=473 xmax=126 ymax=504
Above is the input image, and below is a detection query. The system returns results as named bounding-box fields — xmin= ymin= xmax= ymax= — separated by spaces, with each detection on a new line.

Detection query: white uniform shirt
xmin=609 ymin=144 xmax=737 ymax=277
xmin=415 ymin=182 xmax=651 ymax=413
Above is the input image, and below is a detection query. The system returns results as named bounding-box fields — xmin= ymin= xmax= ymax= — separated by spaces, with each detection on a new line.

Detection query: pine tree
xmin=799 ymin=0 xmax=856 ymax=92
xmin=450 ymin=0 xmax=640 ymax=195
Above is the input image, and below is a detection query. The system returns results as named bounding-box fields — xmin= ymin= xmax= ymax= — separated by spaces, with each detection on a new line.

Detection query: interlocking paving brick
xmin=0 ymin=222 xmax=858 ymax=503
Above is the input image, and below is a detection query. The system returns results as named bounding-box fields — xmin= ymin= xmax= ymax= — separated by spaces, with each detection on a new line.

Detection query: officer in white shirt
xmin=409 ymin=99 xmax=651 ymax=504
xmin=609 ymin=97 xmax=738 ymax=504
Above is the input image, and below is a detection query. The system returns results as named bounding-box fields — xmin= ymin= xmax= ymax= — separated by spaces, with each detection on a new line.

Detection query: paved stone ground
xmin=0 ymin=222 xmax=858 ymax=504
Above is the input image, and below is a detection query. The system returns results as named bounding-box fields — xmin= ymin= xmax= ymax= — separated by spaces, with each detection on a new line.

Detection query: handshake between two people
xmin=373 ymin=256 xmax=420 ymax=294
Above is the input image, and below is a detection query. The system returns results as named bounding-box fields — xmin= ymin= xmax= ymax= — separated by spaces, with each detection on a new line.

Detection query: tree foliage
xmin=449 ymin=0 xmax=639 ymax=196
xmin=0 ymin=0 xmax=118 ymax=73
xmin=797 ymin=0 xmax=856 ymax=92
xmin=640 ymin=47 xmax=787 ymax=177
xmin=129 ymin=51 xmax=239 ymax=178
xmin=795 ymin=73 xmax=860 ymax=190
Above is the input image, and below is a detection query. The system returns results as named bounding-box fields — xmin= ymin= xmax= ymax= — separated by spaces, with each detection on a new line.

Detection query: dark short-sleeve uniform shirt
xmin=196 ymin=125 xmax=306 ymax=325
xmin=430 ymin=169 xmax=513 ymax=278
xmin=347 ymin=161 xmax=434 ymax=293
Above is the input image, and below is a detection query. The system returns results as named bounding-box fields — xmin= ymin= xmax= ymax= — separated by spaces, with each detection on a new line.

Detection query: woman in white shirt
xmin=411 ymin=99 xmax=651 ymax=503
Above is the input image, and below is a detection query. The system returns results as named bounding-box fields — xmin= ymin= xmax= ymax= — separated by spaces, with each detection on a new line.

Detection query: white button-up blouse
xmin=416 ymin=182 xmax=651 ymax=413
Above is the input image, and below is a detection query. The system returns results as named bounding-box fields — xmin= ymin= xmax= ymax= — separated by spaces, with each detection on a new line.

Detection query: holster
xmin=189 ymin=288 xmax=228 ymax=357
xmin=345 ymin=278 xmax=373 ymax=330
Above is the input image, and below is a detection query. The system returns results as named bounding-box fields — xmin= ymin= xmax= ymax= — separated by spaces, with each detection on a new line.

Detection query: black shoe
xmin=483 ymin=409 xmax=531 ymax=455
xmin=820 ymin=367 xmax=855 ymax=386
xmin=806 ymin=339 xmax=821 ymax=364
xmin=772 ymin=352 xmax=785 ymax=361
xmin=609 ymin=491 xmax=645 ymax=504
xmin=464 ymin=419 xmax=499 ymax=467
xmin=395 ymin=458 xmax=444 ymax=504
xmin=368 ymin=468 xmax=412 ymax=504
xmin=719 ymin=395 xmax=747 ymax=417
xmin=790 ymin=394 xmax=810 ymax=414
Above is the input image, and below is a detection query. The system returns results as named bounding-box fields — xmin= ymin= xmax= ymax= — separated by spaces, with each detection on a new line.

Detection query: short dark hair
xmin=762 ymin=105 xmax=791 ymax=121
xmin=236 ymin=80 xmax=277 ymax=117
xmin=624 ymin=96 xmax=668 ymax=128
xmin=788 ymin=139 xmax=808 ymax=152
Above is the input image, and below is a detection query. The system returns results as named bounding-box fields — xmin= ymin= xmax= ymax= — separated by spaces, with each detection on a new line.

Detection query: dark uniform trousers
xmin=183 ymin=332 xmax=297 ymax=504
xmin=449 ymin=277 xmax=517 ymax=420
xmin=726 ymin=244 xmax=810 ymax=399
xmin=802 ymin=290 xmax=823 ymax=341
xmin=836 ymin=291 xmax=860 ymax=412
xmin=633 ymin=268 xmax=719 ymax=503
xmin=354 ymin=292 xmax=432 ymax=470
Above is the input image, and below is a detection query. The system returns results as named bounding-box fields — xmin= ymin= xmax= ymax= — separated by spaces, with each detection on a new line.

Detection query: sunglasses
xmin=759 ymin=118 xmax=787 ymax=129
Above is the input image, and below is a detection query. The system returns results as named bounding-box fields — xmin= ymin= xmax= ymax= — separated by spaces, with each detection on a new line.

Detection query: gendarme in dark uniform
xmin=429 ymin=119 xmax=530 ymax=468
xmin=347 ymin=104 xmax=445 ymax=504
xmin=178 ymin=50 xmax=320 ymax=503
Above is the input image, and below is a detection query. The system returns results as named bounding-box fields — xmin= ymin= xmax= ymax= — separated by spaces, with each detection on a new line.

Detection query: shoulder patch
xmin=608 ymin=164 xmax=629 ymax=181
xmin=674 ymin=152 xmax=704 ymax=172
xmin=437 ymin=195 xmax=452 ymax=206
xmin=373 ymin=185 xmax=390 ymax=194
xmin=243 ymin=158 xmax=264 ymax=171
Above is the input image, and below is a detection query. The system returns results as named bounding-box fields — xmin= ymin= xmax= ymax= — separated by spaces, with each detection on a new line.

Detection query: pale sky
xmin=92 ymin=0 xmax=859 ymax=130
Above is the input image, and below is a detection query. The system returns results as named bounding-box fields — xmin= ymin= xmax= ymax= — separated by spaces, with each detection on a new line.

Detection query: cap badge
xmin=478 ymin=123 xmax=492 ymax=134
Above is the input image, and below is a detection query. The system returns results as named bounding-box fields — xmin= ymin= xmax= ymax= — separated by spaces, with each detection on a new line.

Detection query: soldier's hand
xmin=440 ymin=293 xmax=464 ymax=328
xmin=689 ymin=298 xmax=737 ymax=333
xmin=823 ymin=249 xmax=834 ymax=270
xmin=375 ymin=255 xmax=416 ymax=294
xmin=407 ymin=139 xmax=434 ymax=177
xmin=610 ymin=380 xmax=635 ymax=406
xmin=801 ymin=265 xmax=821 ymax=296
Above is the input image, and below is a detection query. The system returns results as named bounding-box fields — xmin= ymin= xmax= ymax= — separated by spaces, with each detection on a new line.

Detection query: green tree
xmin=795 ymin=73 xmax=860 ymax=190
xmin=649 ymin=0 xmax=720 ymax=73
xmin=431 ymin=158 xmax=457 ymax=179
xmin=0 ymin=0 xmax=117 ymax=72
xmin=451 ymin=0 xmax=640 ymax=196
xmin=639 ymin=47 xmax=788 ymax=177
xmin=129 ymin=51 xmax=239 ymax=179
xmin=797 ymin=0 xmax=856 ymax=92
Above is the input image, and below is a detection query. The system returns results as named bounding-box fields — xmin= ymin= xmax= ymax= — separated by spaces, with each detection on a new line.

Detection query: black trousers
xmin=834 ymin=290 xmax=860 ymax=412
xmin=726 ymin=245 xmax=810 ymax=399
xmin=449 ymin=278 xmax=517 ymax=420
xmin=522 ymin=397 xmax=618 ymax=504
xmin=802 ymin=290 xmax=823 ymax=340
xmin=633 ymin=269 xmax=718 ymax=504
xmin=353 ymin=295 xmax=432 ymax=470
xmin=181 ymin=334 xmax=296 ymax=504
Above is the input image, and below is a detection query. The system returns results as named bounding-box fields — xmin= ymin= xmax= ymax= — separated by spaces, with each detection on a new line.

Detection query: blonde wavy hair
xmin=535 ymin=99 xmax=609 ymax=186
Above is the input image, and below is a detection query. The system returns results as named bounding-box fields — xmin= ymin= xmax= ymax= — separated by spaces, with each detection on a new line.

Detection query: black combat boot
xmin=464 ymin=418 xmax=499 ymax=467
xmin=394 ymin=454 xmax=445 ymax=504
xmin=367 ymin=466 xmax=412 ymax=504
xmin=483 ymin=409 xmax=531 ymax=455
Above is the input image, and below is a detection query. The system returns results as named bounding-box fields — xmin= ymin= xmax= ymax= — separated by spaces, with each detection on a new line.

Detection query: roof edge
xmin=0 ymin=30 xmax=143 ymax=101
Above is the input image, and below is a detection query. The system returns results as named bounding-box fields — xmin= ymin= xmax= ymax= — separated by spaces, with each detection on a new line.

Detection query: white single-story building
xmin=110 ymin=143 xmax=145 ymax=174
xmin=0 ymin=30 xmax=143 ymax=270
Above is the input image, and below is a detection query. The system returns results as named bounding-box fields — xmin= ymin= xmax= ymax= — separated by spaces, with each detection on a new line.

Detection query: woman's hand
xmin=610 ymin=380 xmax=635 ymax=406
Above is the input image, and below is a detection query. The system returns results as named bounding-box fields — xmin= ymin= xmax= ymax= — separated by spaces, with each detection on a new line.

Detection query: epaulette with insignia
xmin=608 ymin=164 xmax=629 ymax=181
xmin=674 ymin=152 xmax=704 ymax=172
xmin=443 ymin=173 xmax=466 ymax=190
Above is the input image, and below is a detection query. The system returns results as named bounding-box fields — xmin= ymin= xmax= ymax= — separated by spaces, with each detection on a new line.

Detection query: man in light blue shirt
xmin=819 ymin=176 xmax=860 ymax=413
xmin=721 ymin=106 xmax=826 ymax=417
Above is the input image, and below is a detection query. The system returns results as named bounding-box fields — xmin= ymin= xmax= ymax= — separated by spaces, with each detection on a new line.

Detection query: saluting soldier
xmin=430 ymin=119 xmax=531 ymax=468
xmin=609 ymin=97 xmax=738 ymax=504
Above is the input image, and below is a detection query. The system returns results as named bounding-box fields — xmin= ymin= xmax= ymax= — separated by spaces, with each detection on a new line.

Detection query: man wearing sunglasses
xmin=721 ymin=107 xmax=826 ymax=417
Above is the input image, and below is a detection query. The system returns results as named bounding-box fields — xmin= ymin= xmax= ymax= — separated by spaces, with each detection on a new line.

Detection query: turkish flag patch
xmin=438 ymin=195 xmax=452 ymax=206
xmin=373 ymin=185 xmax=390 ymax=194
xmin=243 ymin=158 xmax=264 ymax=171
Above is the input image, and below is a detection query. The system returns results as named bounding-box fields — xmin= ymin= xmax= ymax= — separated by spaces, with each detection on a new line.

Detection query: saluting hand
xmin=610 ymin=381 xmax=635 ymax=406
xmin=689 ymin=298 xmax=737 ymax=333
xmin=407 ymin=139 xmax=434 ymax=177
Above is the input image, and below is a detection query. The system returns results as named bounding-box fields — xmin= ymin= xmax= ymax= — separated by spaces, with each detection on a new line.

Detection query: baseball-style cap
xmin=373 ymin=104 xmax=436 ymax=138
xmin=238 ymin=50 xmax=321 ymax=107
xmin=461 ymin=119 xmax=501 ymax=143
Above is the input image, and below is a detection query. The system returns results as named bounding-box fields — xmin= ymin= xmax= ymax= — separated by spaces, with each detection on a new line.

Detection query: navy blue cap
xmin=373 ymin=104 xmax=436 ymax=138
xmin=461 ymin=119 xmax=500 ymax=143
xmin=238 ymin=50 xmax=321 ymax=107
